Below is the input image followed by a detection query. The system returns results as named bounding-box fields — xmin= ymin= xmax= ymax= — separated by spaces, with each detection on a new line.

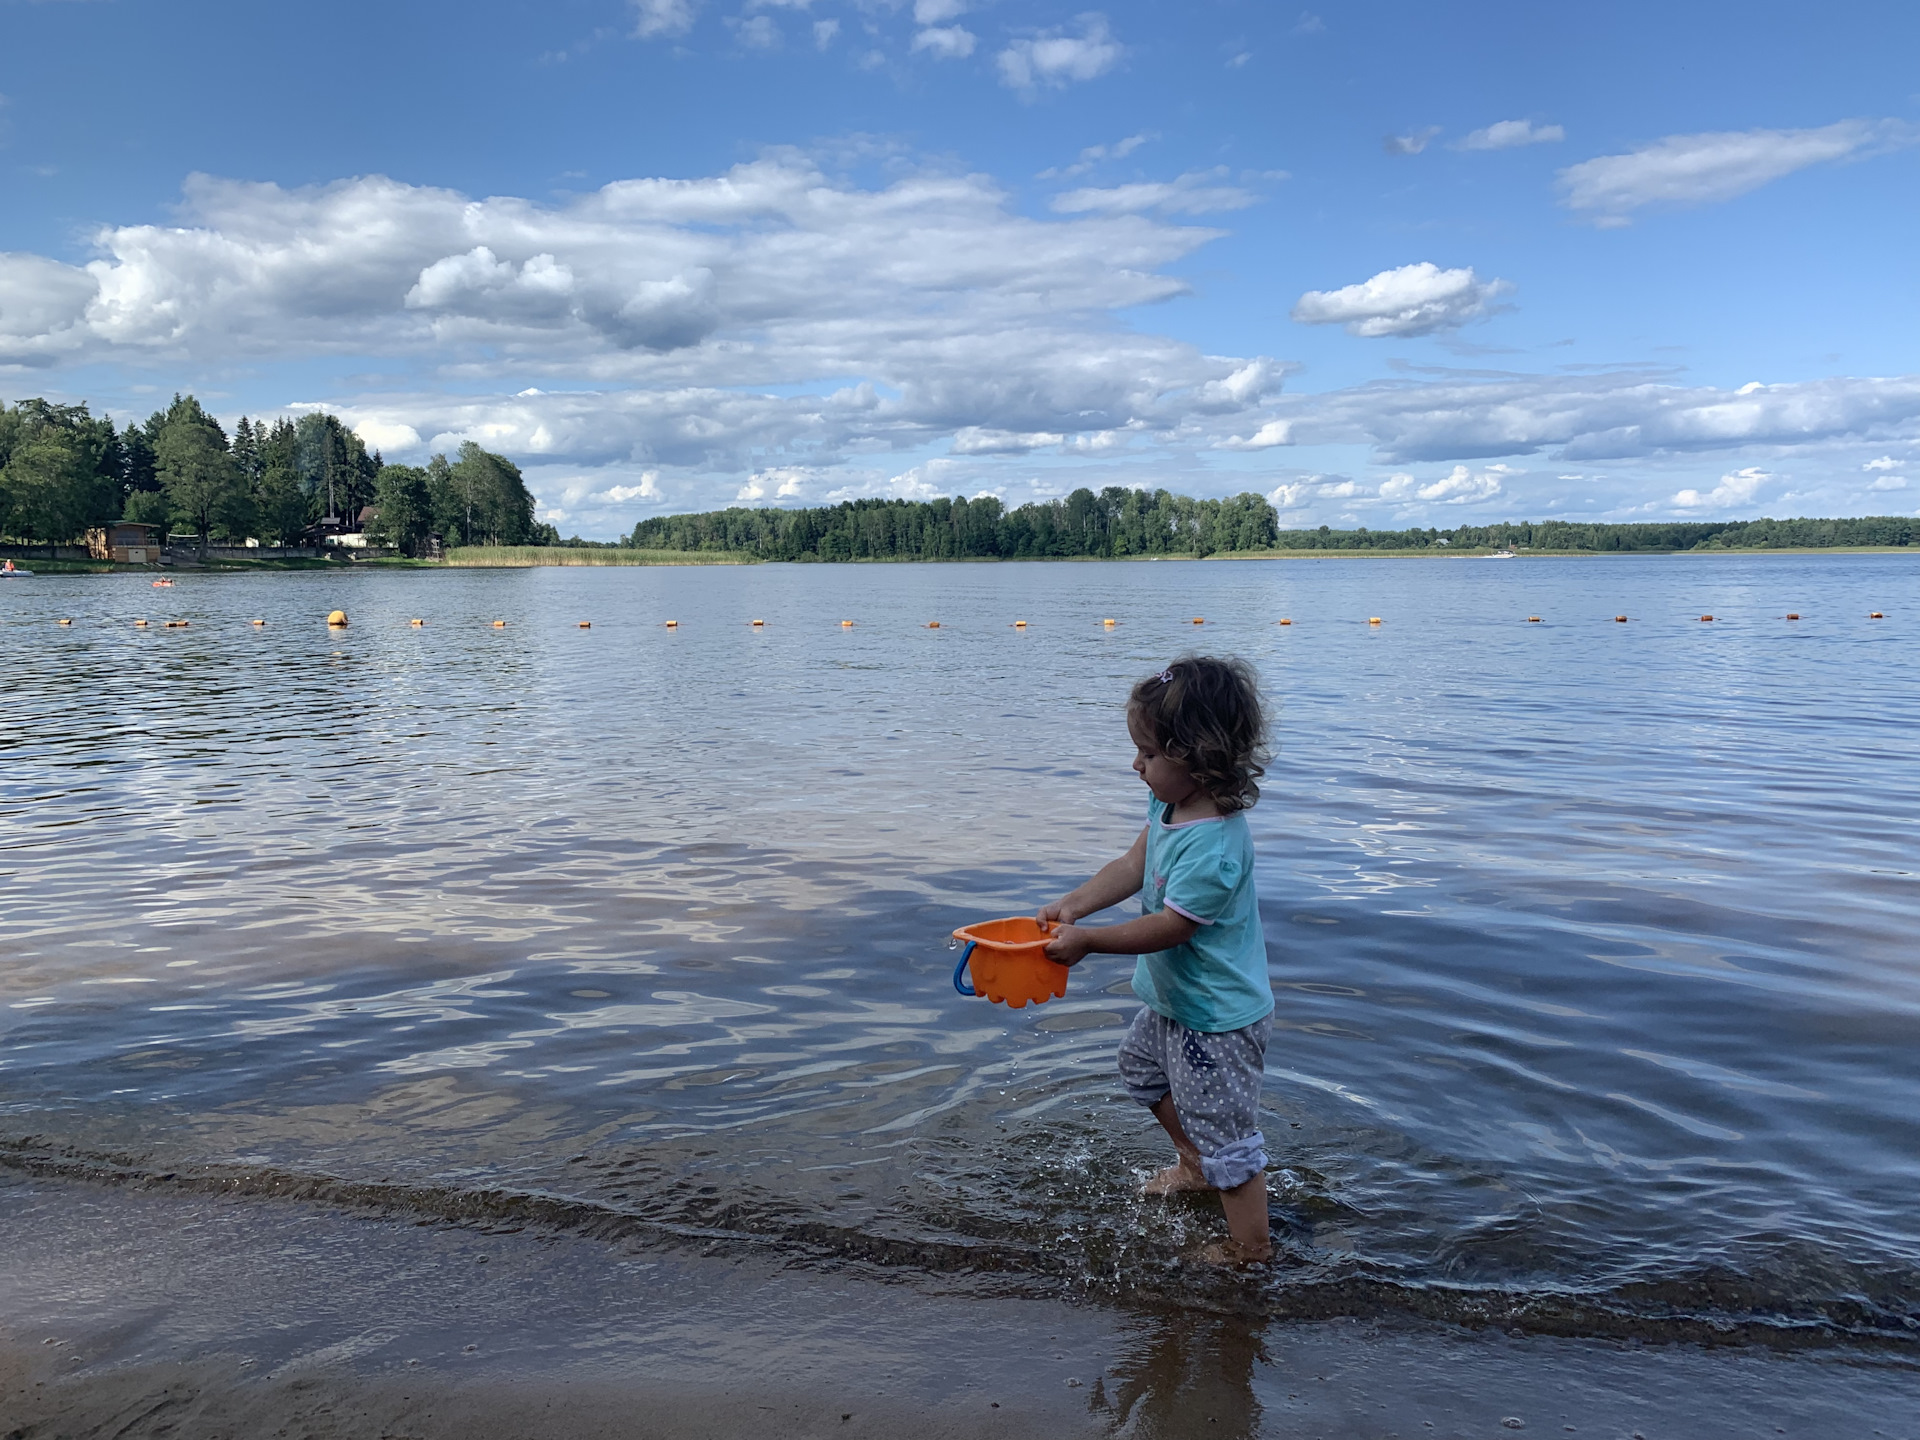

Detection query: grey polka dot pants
xmin=1117 ymin=1006 xmax=1272 ymax=1190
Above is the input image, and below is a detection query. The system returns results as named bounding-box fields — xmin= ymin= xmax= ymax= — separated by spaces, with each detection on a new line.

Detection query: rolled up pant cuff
xmin=1199 ymin=1132 xmax=1267 ymax=1190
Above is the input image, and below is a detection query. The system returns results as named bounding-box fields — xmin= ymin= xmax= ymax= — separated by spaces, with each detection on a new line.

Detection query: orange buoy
xmin=409 ymin=618 xmax=423 ymax=627
xmin=327 ymin=610 xmax=348 ymax=627
xmin=1102 ymin=618 xmax=1116 ymax=627
xmin=1700 ymin=615 xmax=1714 ymax=622
xmin=951 ymin=917 xmax=1068 ymax=1009
xmin=1276 ymin=618 xmax=1292 ymax=626
xmin=1786 ymin=613 xmax=1800 ymax=620
xmin=1191 ymin=617 xmax=1205 ymax=625
xmin=750 ymin=619 xmax=765 ymax=627
xmin=1368 ymin=617 xmax=1382 ymax=625
xmin=251 ymin=619 xmax=266 ymax=627
xmin=164 ymin=620 xmax=189 ymax=629
xmin=134 ymin=619 xmax=148 ymax=627
xmin=493 ymin=620 xmax=507 ymax=628
xmin=665 ymin=620 xmax=678 ymax=628
xmin=841 ymin=620 xmax=854 ymax=628
xmin=1615 ymin=615 xmax=1628 ymax=623
xmin=578 ymin=621 xmax=591 ymax=628
xmin=1869 ymin=611 xmax=1885 ymax=619
xmin=926 ymin=621 xmax=941 ymax=629
xmin=1527 ymin=616 xmax=1542 ymax=623
xmin=1013 ymin=620 xmax=1027 ymax=628
xmin=57 ymin=619 xmax=71 ymax=626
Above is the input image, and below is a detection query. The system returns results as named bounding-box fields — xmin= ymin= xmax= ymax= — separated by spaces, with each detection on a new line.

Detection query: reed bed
xmin=444 ymin=547 xmax=756 ymax=567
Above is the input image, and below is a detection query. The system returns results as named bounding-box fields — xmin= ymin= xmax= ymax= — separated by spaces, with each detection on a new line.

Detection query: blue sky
xmin=2 ymin=0 xmax=1917 ymax=536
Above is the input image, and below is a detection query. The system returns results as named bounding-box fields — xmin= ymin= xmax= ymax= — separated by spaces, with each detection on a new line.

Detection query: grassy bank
xmin=444 ymin=546 xmax=758 ymax=567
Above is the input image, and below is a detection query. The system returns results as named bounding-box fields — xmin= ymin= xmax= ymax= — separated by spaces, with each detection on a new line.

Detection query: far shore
xmin=5 ymin=543 xmax=1919 ymax=575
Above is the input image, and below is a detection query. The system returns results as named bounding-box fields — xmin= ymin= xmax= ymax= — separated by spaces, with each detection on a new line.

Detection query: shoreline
xmin=5 ymin=1171 xmax=1916 ymax=1439
xmin=6 ymin=544 xmax=1919 ymax=575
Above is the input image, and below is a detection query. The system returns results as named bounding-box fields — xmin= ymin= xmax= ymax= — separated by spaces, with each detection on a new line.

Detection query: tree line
xmin=0 ymin=394 xmax=546 ymax=557
xmin=627 ymin=489 xmax=1283 ymax=560
xmin=624 ymin=489 xmax=1919 ymax=560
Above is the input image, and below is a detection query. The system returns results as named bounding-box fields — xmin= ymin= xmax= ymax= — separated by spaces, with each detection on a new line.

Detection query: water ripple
xmin=4 ymin=556 xmax=1919 ymax=1340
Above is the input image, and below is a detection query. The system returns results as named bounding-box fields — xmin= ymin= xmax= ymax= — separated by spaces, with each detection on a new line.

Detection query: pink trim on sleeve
xmin=1164 ymin=898 xmax=1215 ymax=926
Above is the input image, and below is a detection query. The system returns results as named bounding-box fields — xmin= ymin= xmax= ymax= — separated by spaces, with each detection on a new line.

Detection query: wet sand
xmin=4 ymin=1173 xmax=1916 ymax=1440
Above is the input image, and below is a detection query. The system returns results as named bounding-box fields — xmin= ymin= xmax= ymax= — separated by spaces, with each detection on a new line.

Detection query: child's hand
xmin=1045 ymin=924 xmax=1095 ymax=967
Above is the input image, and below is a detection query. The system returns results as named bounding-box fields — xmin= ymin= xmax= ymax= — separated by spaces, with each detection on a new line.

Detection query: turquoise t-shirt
xmin=1130 ymin=794 xmax=1273 ymax=1033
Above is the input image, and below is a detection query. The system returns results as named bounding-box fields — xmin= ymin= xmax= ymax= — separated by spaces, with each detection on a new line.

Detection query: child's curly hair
xmin=1128 ymin=655 xmax=1270 ymax=813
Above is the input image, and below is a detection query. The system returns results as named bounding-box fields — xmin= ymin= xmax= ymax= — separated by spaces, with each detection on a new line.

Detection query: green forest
xmin=0 ymin=394 xmax=546 ymax=557
xmin=624 ymin=490 xmax=1920 ymax=560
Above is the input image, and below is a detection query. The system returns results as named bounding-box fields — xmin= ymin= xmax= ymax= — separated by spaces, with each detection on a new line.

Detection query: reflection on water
xmin=4 ymin=556 xmax=1919 ymax=1342
xmin=1097 ymin=1315 xmax=1266 ymax=1440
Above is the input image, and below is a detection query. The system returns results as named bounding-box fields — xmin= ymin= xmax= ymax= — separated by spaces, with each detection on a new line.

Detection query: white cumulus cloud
xmin=1457 ymin=119 xmax=1564 ymax=151
xmin=998 ymin=14 xmax=1122 ymax=91
xmin=0 ymin=156 xmax=1316 ymax=505
xmin=914 ymin=0 xmax=968 ymax=21
xmin=736 ymin=467 xmax=810 ymax=502
xmin=1672 ymin=466 xmax=1771 ymax=510
xmin=599 ymin=472 xmax=663 ymax=503
xmin=0 ymin=251 xmax=100 ymax=365
xmin=950 ymin=428 xmax=1067 ymax=455
xmin=1291 ymin=262 xmax=1511 ymax=338
xmin=1557 ymin=120 xmax=1908 ymax=224
xmin=1380 ymin=464 xmax=1511 ymax=505
xmin=912 ymin=25 xmax=976 ymax=59
xmin=1267 ymin=475 xmax=1359 ymax=510
xmin=352 ymin=420 xmax=423 ymax=454
xmin=1216 ymin=420 xmax=1291 ymax=451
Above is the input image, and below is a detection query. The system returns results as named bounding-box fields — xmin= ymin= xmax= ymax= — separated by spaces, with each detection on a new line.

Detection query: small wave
xmin=5 ymin=1135 xmax=1916 ymax=1353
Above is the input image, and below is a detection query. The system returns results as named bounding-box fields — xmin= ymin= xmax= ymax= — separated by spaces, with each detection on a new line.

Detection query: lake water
xmin=3 ymin=554 xmax=1917 ymax=1346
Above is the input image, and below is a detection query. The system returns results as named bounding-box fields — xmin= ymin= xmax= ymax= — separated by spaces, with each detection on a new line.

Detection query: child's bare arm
xmin=1037 ymin=827 xmax=1147 ymax=926
xmin=1045 ymin=908 xmax=1196 ymax=966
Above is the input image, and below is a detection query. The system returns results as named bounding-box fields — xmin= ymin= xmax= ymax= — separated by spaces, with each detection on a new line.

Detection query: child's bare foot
xmin=1198 ymin=1237 xmax=1273 ymax=1266
xmin=1142 ymin=1159 xmax=1211 ymax=1195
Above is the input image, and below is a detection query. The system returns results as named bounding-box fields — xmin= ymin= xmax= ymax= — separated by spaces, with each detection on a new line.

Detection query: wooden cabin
xmin=86 ymin=522 xmax=163 ymax=563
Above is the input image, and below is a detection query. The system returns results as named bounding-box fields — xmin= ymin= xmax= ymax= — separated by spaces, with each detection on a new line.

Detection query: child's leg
xmin=1154 ymin=1017 xmax=1275 ymax=1261
xmin=1215 ymin=1171 xmax=1271 ymax=1260
xmin=1119 ymin=1010 xmax=1215 ymax=1194
xmin=1143 ymin=1095 xmax=1211 ymax=1194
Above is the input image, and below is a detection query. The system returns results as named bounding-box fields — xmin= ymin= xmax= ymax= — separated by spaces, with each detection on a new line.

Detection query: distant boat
xmin=1484 ymin=549 xmax=1517 ymax=560
xmin=0 ymin=562 xmax=31 ymax=577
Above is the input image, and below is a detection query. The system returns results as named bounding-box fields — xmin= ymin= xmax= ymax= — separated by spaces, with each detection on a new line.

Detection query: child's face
xmin=1128 ymin=708 xmax=1200 ymax=807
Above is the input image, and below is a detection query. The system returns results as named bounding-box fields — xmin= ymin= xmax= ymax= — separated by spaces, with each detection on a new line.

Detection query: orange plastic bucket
xmin=951 ymin=916 xmax=1069 ymax=1008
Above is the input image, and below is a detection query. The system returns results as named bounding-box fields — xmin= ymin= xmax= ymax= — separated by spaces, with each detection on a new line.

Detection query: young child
xmin=1040 ymin=655 xmax=1275 ymax=1263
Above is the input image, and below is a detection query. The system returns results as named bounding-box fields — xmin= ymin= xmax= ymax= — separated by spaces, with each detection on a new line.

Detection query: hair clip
xmin=1158 ymin=669 xmax=1173 ymax=683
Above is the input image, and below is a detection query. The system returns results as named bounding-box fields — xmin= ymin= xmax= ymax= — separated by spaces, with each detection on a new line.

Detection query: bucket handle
xmin=952 ymin=940 xmax=977 ymax=997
